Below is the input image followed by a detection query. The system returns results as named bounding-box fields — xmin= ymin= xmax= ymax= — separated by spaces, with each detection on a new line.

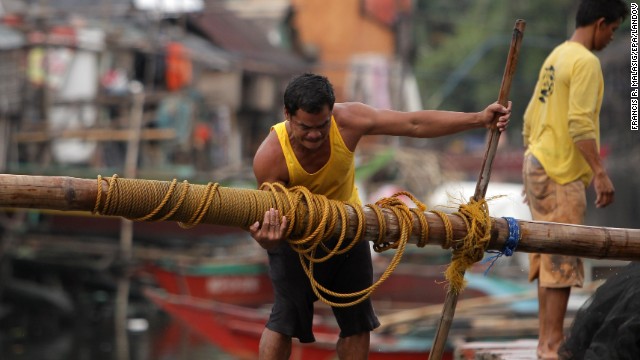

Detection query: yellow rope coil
xmin=92 ymin=175 xmax=493 ymax=305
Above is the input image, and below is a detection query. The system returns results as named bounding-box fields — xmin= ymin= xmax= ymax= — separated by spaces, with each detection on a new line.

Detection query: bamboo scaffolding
xmin=1 ymin=174 xmax=640 ymax=261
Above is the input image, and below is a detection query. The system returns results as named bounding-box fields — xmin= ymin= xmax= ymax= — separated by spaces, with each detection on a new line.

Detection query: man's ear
xmin=595 ymin=17 xmax=607 ymax=29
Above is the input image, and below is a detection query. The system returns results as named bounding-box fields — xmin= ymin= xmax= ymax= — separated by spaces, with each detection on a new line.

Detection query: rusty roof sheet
xmin=188 ymin=6 xmax=309 ymax=75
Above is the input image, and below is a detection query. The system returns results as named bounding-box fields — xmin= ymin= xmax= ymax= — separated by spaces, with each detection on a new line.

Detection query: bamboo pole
xmin=1 ymin=174 xmax=640 ymax=261
xmin=429 ymin=19 xmax=526 ymax=360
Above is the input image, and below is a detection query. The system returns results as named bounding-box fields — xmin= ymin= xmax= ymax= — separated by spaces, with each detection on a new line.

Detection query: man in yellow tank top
xmin=249 ymin=73 xmax=511 ymax=360
xmin=521 ymin=1 xmax=626 ymax=359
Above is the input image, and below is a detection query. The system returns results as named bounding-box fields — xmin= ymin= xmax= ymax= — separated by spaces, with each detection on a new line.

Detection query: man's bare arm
xmin=575 ymin=138 xmax=615 ymax=208
xmin=334 ymin=101 xmax=511 ymax=150
xmin=249 ymin=132 xmax=289 ymax=250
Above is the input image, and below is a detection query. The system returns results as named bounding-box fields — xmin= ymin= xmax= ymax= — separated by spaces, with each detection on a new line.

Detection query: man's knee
xmin=337 ymin=331 xmax=370 ymax=360
xmin=259 ymin=328 xmax=292 ymax=360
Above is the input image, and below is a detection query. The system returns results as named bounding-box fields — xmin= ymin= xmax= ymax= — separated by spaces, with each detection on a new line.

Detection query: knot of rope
xmin=443 ymin=198 xmax=492 ymax=294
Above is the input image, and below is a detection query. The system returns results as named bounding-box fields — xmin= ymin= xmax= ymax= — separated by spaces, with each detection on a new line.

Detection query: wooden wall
xmin=291 ymin=0 xmax=395 ymax=101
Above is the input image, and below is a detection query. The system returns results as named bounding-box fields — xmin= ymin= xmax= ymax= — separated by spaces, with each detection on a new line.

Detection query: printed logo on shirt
xmin=538 ymin=65 xmax=555 ymax=103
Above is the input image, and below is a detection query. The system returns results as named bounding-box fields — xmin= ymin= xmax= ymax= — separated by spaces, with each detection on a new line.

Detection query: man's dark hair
xmin=283 ymin=73 xmax=335 ymax=116
xmin=576 ymin=0 xmax=629 ymax=27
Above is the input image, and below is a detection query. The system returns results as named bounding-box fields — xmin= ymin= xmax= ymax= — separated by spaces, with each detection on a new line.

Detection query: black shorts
xmin=265 ymin=238 xmax=380 ymax=343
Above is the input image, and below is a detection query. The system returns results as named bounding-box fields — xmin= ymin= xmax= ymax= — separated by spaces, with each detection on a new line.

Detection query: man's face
xmin=594 ymin=18 xmax=622 ymax=51
xmin=287 ymin=106 xmax=332 ymax=151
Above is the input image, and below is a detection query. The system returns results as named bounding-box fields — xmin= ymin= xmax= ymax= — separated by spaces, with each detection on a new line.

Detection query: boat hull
xmin=146 ymin=261 xmax=274 ymax=306
xmin=144 ymin=287 xmax=449 ymax=360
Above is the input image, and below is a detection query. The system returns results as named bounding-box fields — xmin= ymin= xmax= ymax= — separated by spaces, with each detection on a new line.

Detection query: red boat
xmin=142 ymin=232 xmax=275 ymax=306
xmin=142 ymin=234 xmax=502 ymax=306
xmin=142 ymin=244 xmax=537 ymax=359
xmin=144 ymin=258 xmax=496 ymax=308
xmin=145 ymin=258 xmax=274 ymax=306
xmin=144 ymin=287 xmax=450 ymax=360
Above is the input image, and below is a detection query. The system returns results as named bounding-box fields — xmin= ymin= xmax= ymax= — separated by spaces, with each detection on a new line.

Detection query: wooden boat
xmin=144 ymin=258 xmax=273 ymax=306
xmin=143 ymin=286 xmax=452 ymax=360
xmin=142 ymin=262 xmax=541 ymax=359
xmin=143 ymin=246 xmax=532 ymax=309
xmin=141 ymin=255 xmax=536 ymax=358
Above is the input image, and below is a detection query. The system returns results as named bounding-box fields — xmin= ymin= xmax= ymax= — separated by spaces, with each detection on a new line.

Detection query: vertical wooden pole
xmin=428 ymin=19 xmax=526 ymax=360
xmin=115 ymin=81 xmax=145 ymax=360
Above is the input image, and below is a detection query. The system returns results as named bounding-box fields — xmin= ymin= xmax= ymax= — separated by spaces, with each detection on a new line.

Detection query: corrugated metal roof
xmin=179 ymin=34 xmax=235 ymax=71
xmin=96 ymin=19 xmax=233 ymax=71
xmin=188 ymin=6 xmax=309 ymax=75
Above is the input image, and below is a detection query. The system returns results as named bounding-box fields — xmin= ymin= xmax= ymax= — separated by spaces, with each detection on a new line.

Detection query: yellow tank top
xmin=272 ymin=117 xmax=360 ymax=205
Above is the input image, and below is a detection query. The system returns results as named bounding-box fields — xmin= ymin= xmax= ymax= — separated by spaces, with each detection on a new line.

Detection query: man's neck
xmin=569 ymin=25 xmax=596 ymax=51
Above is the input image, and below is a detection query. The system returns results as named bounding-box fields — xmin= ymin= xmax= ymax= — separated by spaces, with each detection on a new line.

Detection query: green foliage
xmin=411 ymin=0 xmax=576 ymax=146
xmin=408 ymin=0 xmax=640 ymax=228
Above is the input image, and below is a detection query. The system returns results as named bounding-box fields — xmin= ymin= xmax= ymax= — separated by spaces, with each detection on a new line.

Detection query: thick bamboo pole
xmin=2 ymin=174 xmax=640 ymax=261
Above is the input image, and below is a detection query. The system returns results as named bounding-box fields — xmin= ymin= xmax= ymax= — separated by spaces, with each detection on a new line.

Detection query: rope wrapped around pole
xmin=1 ymin=174 xmax=640 ymax=262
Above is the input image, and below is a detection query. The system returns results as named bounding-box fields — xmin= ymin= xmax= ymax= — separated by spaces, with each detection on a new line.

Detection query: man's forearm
xmin=574 ymin=139 xmax=605 ymax=175
xmin=574 ymin=138 xmax=615 ymax=207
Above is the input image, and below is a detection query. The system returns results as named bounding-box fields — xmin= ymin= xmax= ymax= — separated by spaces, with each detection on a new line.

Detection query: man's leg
xmin=536 ymin=282 xmax=547 ymax=357
xmin=540 ymin=286 xmax=571 ymax=359
xmin=523 ymin=157 xmax=584 ymax=359
xmin=337 ymin=331 xmax=369 ymax=360
xmin=259 ymin=328 xmax=292 ymax=360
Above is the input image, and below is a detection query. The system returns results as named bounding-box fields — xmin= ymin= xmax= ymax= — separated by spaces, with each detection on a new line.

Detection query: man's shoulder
xmin=334 ymin=101 xmax=368 ymax=112
xmin=254 ymin=130 xmax=282 ymax=162
xmin=544 ymin=42 xmax=600 ymax=77
xmin=332 ymin=102 xmax=351 ymax=116
xmin=333 ymin=102 xmax=370 ymax=124
xmin=331 ymin=103 xmax=349 ymax=126
xmin=253 ymin=131 xmax=288 ymax=184
xmin=555 ymin=42 xmax=599 ymax=63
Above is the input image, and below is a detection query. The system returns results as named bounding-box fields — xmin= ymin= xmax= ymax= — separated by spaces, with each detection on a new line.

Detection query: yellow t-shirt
xmin=522 ymin=41 xmax=602 ymax=187
xmin=272 ymin=117 xmax=361 ymax=205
